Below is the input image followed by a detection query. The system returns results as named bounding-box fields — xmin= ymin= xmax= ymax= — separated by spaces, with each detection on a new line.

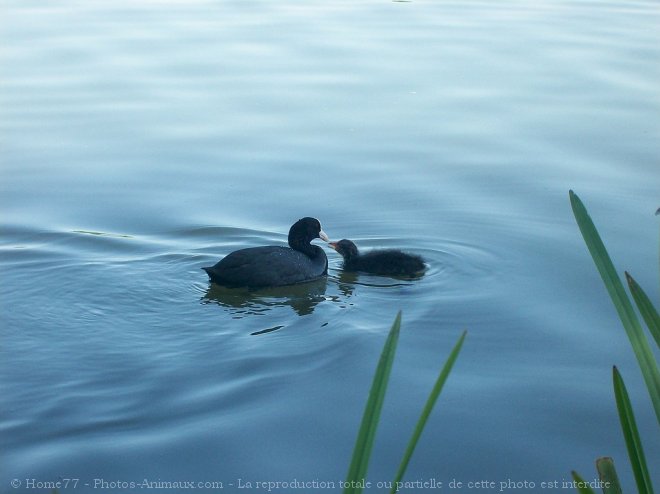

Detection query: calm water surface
xmin=1 ymin=0 xmax=659 ymax=492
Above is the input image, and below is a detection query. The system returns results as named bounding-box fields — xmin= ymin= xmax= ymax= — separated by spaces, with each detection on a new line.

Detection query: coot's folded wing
xmin=204 ymin=246 xmax=325 ymax=288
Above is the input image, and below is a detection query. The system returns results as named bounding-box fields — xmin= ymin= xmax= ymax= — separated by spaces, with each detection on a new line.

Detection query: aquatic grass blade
xmin=569 ymin=190 xmax=660 ymax=422
xmin=389 ymin=331 xmax=467 ymax=494
xmin=344 ymin=311 xmax=402 ymax=494
xmin=612 ymin=366 xmax=655 ymax=494
xmin=570 ymin=471 xmax=597 ymax=494
xmin=626 ymin=272 xmax=660 ymax=349
xmin=595 ymin=457 xmax=622 ymax=494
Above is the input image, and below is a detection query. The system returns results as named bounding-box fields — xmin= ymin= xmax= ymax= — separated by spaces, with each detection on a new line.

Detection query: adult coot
xmin=329 ymin=239 xmax=425 ymax=277
xmin=202 ymin=217 xmax=329 ymax=288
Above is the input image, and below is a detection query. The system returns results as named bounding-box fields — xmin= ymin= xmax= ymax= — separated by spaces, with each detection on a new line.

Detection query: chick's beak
xmin=319 ymin=230 xmax=330 ymax=243
xmin=328 ymin=241 xmax=338 ymax=250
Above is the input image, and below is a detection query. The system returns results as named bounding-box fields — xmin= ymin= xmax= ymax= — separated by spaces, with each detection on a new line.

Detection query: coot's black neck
xmin=288 ymin=236 xmax=319 ymax=257
xmin=341 ymin=250 xmax=359 ymax=262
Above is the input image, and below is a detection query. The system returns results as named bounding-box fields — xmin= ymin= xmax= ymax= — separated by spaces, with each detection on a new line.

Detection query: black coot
xmin=329 ymin=239 xmax=425 ymax=277
xmin=202 ymin=217 xmax=329 ymax=288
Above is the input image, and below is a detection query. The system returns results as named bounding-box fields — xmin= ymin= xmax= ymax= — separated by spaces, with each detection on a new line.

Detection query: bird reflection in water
xmin=332 ymin=268 xmax=423 ymax=298
xmin=201 ymin=277 xmax=328 ymax=334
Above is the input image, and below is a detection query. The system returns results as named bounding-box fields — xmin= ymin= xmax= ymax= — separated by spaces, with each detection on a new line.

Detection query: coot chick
xmin=202 ymin=217 xmax=329 ymax=288
xmin=329 ymin=239 xmax=425 ymax=277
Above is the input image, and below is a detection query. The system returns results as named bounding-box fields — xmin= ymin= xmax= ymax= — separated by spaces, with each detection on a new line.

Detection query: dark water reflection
xmin=202 ymin=278 xmax=329 ymax=320
xmin=332 ymin=270 xmax=423 ymax=297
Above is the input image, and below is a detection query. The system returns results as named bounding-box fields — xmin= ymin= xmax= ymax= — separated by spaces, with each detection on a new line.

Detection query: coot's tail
xmin=202 ymin=266 xmax=214 ymax=278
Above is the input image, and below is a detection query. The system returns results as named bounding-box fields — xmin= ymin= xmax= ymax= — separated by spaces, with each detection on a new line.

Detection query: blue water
xmin=2 ymin=0 xmax=659 ymax=492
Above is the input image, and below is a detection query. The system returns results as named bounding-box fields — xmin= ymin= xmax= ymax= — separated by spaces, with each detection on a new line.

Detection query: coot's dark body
xmin=330 ymin=239 xmax=425 ymax=277
xmin=202 ymin=217 xmax=329 ymax=288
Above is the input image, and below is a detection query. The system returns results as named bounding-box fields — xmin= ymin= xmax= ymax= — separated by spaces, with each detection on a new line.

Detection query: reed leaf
xmin=344 ymin=311 xmax=402 ymax=494
xmin=571 ymin=471 xmax=597 ymax=494
xmin=612 ymin=366 xmax=655 ymax=494
xmin=626 ymin=272 xmax=660 ymax=349
xmin=569 ymin=190 xmax=660 ymax=422
xmin=390 ymin=330 xmax=467 ymax=494
xmin=595 ymin=457 xmax=622 ymax=494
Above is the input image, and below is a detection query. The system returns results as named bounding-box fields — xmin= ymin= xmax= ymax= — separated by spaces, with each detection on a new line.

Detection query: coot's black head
xmin=329 ymin=239 xmax=359 ymax=261
xmin=288 ymin=217 xmax=329 ymax=251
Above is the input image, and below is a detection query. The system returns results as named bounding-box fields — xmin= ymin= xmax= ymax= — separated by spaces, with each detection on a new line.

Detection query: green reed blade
xmin=569 ymin=190 xmax=660 ymax=422
xmin=626 ymin=272 xmax=660 ymax=349
xmin=571 ymin=471 xmax=597 ymax=494
xmin=612 ymin=367 xmax=655 ymax=494
xmin=389 ymin=331 xmax=467 ymax=494
xmin=344 ymin=311 xmax=402 ymax=494
xmin=595 ymin=457 xmax=622 ymax=494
